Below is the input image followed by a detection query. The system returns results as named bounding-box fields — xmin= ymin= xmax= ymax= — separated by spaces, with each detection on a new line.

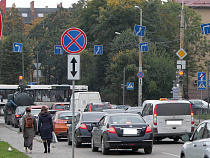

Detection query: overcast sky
xmin=7 ymin=0 xmax=79 ymax=8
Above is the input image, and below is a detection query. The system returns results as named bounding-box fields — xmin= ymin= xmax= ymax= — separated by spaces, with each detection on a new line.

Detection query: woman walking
xmin=38 ymin=106 xmax=54 ymax=153
xmin=22 ymin=107 xmax=37 ymax=153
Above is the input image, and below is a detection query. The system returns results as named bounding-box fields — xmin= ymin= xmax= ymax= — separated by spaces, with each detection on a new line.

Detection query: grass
xmin=0 ymin=141 xmax=29 ymax=158
xmin=194 ymin=113 xmax=210 ymax=120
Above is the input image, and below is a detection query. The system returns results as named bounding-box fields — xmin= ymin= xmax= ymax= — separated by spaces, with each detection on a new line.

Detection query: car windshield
xmin=82 ymin=113 xmax=105 ymax=121
xmin=17 ymin=107 xmax=27 ymax=113
xmin=55 ymin=104 xmax=69 ymax=110
xmin=58 ymin=112 xmax=77 ymax=120
xmin=110 ymin=115 xmax=145 ymax=124
xmin=31 ymin=109 xmax=41 ymax=116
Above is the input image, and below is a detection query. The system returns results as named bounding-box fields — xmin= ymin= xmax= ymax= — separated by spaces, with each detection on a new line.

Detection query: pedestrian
xmin=38 ymin=106 xmax=54 ymax=153
xmin=22 ymin=107 xmax=37 ymax=154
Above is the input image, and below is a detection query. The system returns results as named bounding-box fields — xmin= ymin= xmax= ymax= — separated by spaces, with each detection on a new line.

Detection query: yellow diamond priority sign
xmin=176 ymin=48 xmax=187 ymax=59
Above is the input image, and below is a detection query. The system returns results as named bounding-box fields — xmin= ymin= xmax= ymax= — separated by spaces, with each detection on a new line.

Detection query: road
xmin=0 ymin=116 xmax=183 ymax=158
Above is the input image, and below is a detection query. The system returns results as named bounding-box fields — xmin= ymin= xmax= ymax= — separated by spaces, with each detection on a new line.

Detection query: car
xmin=189 ymin=100 xmax=207 ymax=115
xmin=84 ymin=102 xmax=113 ymax=112
xmin=102 ymin=109 xmax=125 ymax=114
xmin=189 ymin=99 xmax=209 ymax=109
xmin=180 ymin=120 xmax=210 ymax=158
xmin=52 ymin=111 xmax=78 ymax=139
xmin=142 ymin=99 xmax=195 ymax=142
xmin=50 ymin=103 xmax=70 ymax=111
xmin=115 ymin=105 xmax=131 ymax=110
xmin=67 ymin=112 xmax=106 ymax=147
xmin=11 ymin=106 xmax=29 ymax=128
xmin=125 ymin=107 xmax=144 ymax=115
xmin=31 ymin=108 xmax=42 ymax=134
xmin=91 ymin=113 xmax=153 ymax=155
xmin=30 ymin=105 xmax=49 ymax=109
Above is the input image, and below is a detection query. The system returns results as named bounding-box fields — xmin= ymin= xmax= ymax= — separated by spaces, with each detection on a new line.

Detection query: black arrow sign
xmin=71 ymin=57 xmax=77 ymax=77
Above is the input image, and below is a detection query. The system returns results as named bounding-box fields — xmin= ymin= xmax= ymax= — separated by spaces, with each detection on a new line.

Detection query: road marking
xmin=162 ymin=152 xmax=180 ymax=157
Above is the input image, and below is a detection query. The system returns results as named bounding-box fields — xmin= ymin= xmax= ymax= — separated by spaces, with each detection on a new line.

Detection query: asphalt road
xmin=0 ymin=116 xmax=183 ymax=158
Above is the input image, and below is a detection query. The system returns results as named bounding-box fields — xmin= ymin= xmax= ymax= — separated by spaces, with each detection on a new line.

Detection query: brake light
xmin=15 ymin=115 xmax=21 ymax=117
xmin=56 ymin=121 xmax=65 ymax=124
xmin=80 ymin=124 xmax=88 ymax=130
xmin=190 ymin=104 xmax=194 ymax=125
xmin=89 ymin=105 xmax=92 ymax=112
xmin=153 ymin=104 xmax=157 ymax=125
xmin=110 ymin=104 xmax=113 ymax=109
xmin=146 ymin=126 xmax=152 ymax=133
xmin=107 ymin=127 xmax=116 ymax=134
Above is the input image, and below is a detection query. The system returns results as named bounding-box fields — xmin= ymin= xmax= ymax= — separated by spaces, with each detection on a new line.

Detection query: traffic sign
xmin=134 ymin=25 xmax=146 ymax=37
xmin=68 ymin=54 xmax=80 ymax=80
xmin=139 ymin=43 xmax=148 ymax=52
xmin=54 ymin=45 xmax=63 ymax=54
xmin=201 ymin=23 xmax=210 ymax=35
xmin=177 ymin=60 xmax=186 ymax=69
xmin=13 ymin=43 xmax=23 ymax=52
xmin=61 ymin=28 xmax=87 ymax=54
xmin=0 ymin=11 xmax=2 ymax=40
xmin=137 ymin=71 xmax=144 ymax=78
xmin=198 ymin=72 xmax=206 ymax=90
xmin=127 ymin=82 xmax=134 ymax=90
xmin=94 ymin=45 xmax=103 ymax=55
xmin=176 ymin=48 xmax=187 ymax=59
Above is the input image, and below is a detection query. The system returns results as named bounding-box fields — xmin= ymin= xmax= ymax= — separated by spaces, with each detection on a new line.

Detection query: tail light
xmin=89 ymin=105 xmax=92 ymax=112
xmin=56 ymin=121 xmax=65 ymax=124
xmin=110 ymin=104 xmax=113 ymax=109
xmin=145 ymin=126 xmax=152 ymax=133
xmin=153 ymin=104 xmax=157 ymax=125
xmin=15 ymin=115 xmax=21 ymax=117
xmin=190 ymin=104 xmax=194 ymax=125
xmin=80 ymin=123 xmax=88 ymax=130
xmin=107 ymin=127 xmax=116 ymax=134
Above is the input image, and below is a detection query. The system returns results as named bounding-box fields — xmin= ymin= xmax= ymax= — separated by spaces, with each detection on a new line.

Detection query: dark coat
xmin=22 ymin=112 xmax=37 ymax=138
xmin=38 ymin=112 xmax=54 ymax=140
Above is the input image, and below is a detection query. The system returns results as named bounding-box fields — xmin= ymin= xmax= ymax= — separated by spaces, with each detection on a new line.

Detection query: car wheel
xmin=181 ymin=154 xmax=186 ymax=158
xmin=101 ymin=137 xmax=109 ymax=155
xmin=74 ymin=135 xmax=81 ymax=147
xmin=7 ymin=121 xmax=10 ymax=125
xmin=144 ymin=146 xmax=152 ymax=154
xmin=14 ymin=121 xmax=18 ymax=128
xmin=67 ymin=135 xmax=72 ymax=145
xmin=91 ymin=136 xmax=98 ymax=152
xmin=132 ymin=148 xmax=139 ymax=152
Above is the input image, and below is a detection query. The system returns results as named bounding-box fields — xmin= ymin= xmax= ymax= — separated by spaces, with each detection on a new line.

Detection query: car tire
xmin=181 ymin=154 xmax=186 ymax=158
xmin=67 ymin=135 xmax=72 ymax=145
xmin=19 ymin=126 xmax=22 ymax=132
xmin=144 ymin=146 xmax=152 ymax=154
xmin=101 ymin=137 xmax=109 ymax=155
xmin=74 ymin=135 xmax=81 ymax=147
xmin=132 ymin=148 xmax=139 ymax=152
xmin=7 ymin=121 xmax=10 ymax=125
xmin=91 ymin=136 xmax=98 ymax=152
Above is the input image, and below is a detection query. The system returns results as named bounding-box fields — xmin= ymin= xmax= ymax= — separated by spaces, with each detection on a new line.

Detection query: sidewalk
xmin=0 ymin=124 xmax=83 ymax=158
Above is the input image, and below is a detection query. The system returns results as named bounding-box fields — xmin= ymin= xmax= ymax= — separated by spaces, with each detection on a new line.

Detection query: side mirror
xmin=181 ymin=134 xmax=190 ymax=141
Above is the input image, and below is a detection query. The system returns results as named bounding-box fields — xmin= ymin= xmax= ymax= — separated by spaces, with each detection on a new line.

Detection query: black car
xmin=67 ymin=112 xmax=106 ymax=147
xmin=91 ymin=113 xmax=153 ymax=155
xmin=11 ymin=106 xmax=28 ymax=128
xmin=84 ymin=102 xmax=113 ymax=112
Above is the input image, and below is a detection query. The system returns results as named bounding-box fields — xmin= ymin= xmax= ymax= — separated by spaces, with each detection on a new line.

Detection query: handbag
xmin=52 ymin=132 xmax=58 ymax=143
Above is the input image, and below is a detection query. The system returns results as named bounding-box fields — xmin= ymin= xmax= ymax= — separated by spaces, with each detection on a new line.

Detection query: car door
xmin=185 ymin=123 xmax=206 ymax=158
xmin=95 ymin=116 xmax=106 ymax=146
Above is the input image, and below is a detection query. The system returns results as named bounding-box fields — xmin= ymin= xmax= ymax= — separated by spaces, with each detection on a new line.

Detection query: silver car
xmin=181 ymin=120 xmax=210 ymax=158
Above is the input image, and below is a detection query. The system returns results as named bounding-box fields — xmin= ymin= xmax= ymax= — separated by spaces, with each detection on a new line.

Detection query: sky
xmin=6 ymin=0 xmax=79 ymax=8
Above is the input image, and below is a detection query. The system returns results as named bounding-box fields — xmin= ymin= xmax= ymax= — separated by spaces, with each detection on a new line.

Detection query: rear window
xmin=58 ymin=112 xmax=76 ymax=120
xmin=92 ymin=103 xmax=111 ymax=111
xmin=110 ymin=115 xmax=145 ymax=124
xmin=82 ymin=113 xmax=105 ymax=121
xmin=156 ymin=103 xmax=191 ymax=116
xmin=55 ymin=104 xmax=69 ymax=110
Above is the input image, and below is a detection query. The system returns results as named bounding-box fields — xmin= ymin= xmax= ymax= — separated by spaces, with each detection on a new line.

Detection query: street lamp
xmin=135 ymin=6 xmax=143 ymax=107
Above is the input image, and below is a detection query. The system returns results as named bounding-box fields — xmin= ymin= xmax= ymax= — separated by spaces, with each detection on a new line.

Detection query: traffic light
xmin=19 ymin=76 xmax=23 ymax=85
xmin=178 ymin=71 xmax=184 ymax=84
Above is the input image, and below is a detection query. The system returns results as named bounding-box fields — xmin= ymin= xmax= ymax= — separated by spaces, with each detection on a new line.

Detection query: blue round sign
xmin=137 ymin=71 xmax=144 ymax=78
xmin=61 ymin=28 xmax=87 ymax=54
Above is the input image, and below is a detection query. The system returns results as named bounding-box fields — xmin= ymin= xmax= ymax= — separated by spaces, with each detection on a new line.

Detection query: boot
xmin=43 ymin=142 xmax=47 ymax=153
xmin=47 ymin=140 xmax=51 ymax=153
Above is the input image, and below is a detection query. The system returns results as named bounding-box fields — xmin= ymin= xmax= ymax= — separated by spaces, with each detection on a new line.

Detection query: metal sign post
xmin=71 ymin=80 xmax=75 ymax=158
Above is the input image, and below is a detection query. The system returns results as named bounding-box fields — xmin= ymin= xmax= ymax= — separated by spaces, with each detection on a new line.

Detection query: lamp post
xmin=135 ymin=6 xmax=143 ymax=107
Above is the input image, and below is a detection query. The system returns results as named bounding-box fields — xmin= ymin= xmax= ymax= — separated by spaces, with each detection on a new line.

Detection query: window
xmin=37 ymin=13 xmax=44 ymax=18
xmin=22 ymin=13 xmax=28 ymax=17
xmin=193 ymin=123 xmax=206 ymax=141
xmin=203 ymin=123 xmax=210 ymax=139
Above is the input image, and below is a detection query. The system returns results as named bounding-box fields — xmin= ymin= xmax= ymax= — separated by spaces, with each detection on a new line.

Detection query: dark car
xmin=91 ymin=113 xmax=153 ymax=155
xmin=189 ymin=101 xmax=208 ymax=115
xmin=11 ymin=106 xmax=28 ymax=128
xmin=67 ymin=112 xmax=106 ymax=147
xmin=84 ymin=102 xmax=112 ymax=112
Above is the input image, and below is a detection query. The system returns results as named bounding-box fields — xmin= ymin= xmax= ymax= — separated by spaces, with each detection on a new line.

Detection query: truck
xmin=70 ymin=92 xmax=101 ymax=111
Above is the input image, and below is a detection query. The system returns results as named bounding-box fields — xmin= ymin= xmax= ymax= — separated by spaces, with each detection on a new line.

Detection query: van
xmin=142 ymin=99 xmax=194 ymax=141
xmin=70 ymin=92 xmax=101 ymax=111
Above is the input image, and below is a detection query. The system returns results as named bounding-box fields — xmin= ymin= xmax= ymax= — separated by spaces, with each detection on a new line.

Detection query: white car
xmin=189 ymin=99 xmax=209 ymax=109
xmin=181 ymin=120 xmax=210 ymax=158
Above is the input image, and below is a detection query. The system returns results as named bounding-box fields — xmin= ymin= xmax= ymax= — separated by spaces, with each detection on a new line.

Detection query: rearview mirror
xmin=181 ymin=134 xmax=190 ymax=141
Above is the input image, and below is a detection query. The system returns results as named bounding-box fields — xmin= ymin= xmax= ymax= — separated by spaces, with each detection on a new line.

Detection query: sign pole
xmin=72 ymin=80 xmax=75 ymax=158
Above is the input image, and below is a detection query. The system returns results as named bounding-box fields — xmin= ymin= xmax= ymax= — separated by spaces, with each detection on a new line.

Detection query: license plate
xmin=123 ymin=128 xmax=137 ymax=135
xmin=166 ymin=121 xmax=182 ymax=125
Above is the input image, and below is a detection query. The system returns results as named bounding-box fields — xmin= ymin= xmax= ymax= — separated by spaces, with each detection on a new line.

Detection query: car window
xmin=98 ymin=116 xmax=105 ymax=127
xmin=82 ymin=113 xmax=105 ymax=121
xmin=142 ymin=104 xmax=150 ymax=116
xmin=110 ymin=115 xmax=145 ymax=124
xmin=203 ymin=123 xmax=210 ymax=139
xmin=193 ymin=123 xmax=206 ymax=141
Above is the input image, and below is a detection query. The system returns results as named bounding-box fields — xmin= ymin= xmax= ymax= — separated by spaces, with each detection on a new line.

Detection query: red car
xmin=50 ymin=103 xmax=70 ymax=111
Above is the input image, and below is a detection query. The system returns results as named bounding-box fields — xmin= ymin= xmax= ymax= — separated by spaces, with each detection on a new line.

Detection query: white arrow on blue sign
xmin=197 ymin=72 xmax=206 ymax=90
xmin=201 ymin=23 xmax=210 ymax=35
xmin=139 ymin=43 xmax=148 ymax=52
xmin=13 ymin=43 xmax=23 ymax=52
xmin=54 ymin=45 xmax=63 ymax=54
xmin=127 ymin=82 xmax=134 ymax=90
xmin=134 ymin=25 xmax=146 ymax=37
xmin=94 ymin=45 xmax=103 ymax=55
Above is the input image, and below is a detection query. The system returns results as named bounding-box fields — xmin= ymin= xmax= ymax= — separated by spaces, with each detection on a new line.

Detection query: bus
xmin=0 ymin=84 xmax=88 ymax=106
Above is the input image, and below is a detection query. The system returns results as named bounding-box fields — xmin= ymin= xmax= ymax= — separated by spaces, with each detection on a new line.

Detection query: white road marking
xmin=162 ymin=152 xmax=180 ymax=157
